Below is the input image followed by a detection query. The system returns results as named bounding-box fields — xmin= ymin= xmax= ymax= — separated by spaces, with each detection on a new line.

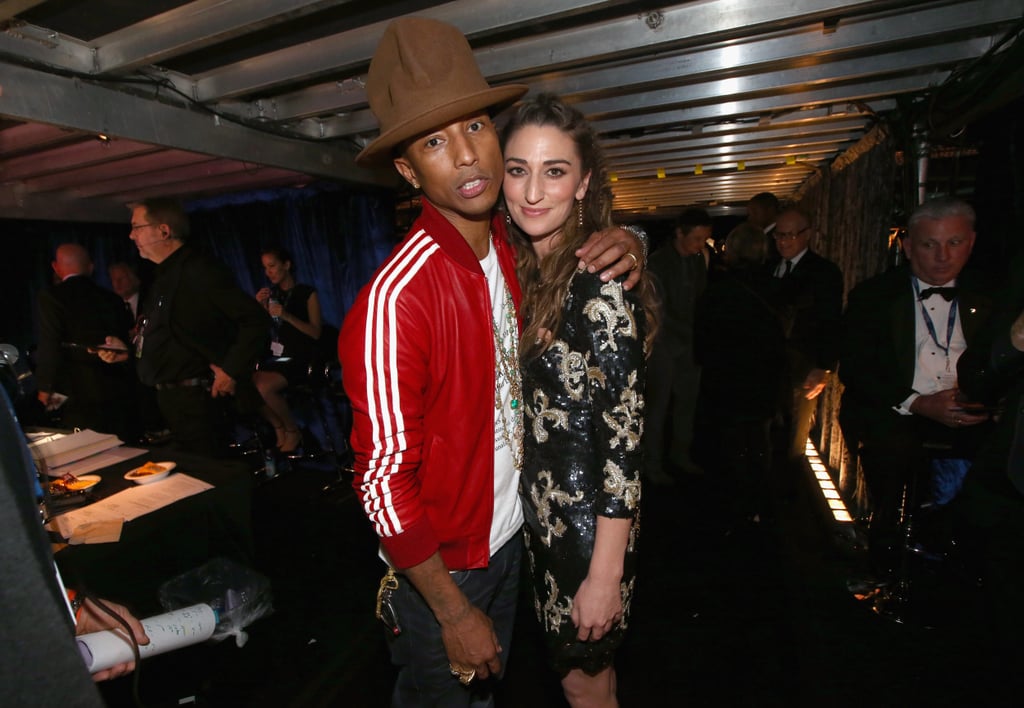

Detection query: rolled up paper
xmin=77 ymin=603 xmax=218 ymax=673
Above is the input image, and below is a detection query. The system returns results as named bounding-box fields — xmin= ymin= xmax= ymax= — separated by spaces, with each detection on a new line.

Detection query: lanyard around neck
xmin=912 ymin=278 xmax=957 ymax=358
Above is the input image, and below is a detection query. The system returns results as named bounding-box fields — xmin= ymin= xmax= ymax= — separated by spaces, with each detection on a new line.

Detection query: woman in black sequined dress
xmin=502 ymin=94 xmax=658 ymax=707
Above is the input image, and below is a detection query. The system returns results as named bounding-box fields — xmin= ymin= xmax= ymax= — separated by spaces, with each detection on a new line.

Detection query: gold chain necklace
xmin=492 ymin=280 xmax=523 ymax=472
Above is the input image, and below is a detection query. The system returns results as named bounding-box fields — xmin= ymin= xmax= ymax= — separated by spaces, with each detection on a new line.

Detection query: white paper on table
xmin=28 ymin=429 xmax=124 ymax=470
xmin=54 ymin=473 xmax=214 ymax=540
xmin=46 ymin=446 xmax=148 ymax=477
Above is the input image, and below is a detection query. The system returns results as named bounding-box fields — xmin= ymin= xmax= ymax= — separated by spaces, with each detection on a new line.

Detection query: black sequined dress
xmin=520 ymin=270 xmax=645 ymax=676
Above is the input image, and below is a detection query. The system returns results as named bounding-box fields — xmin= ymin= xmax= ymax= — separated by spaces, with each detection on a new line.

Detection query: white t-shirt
xmin=480 ymin=243 xmax=524 ymax=555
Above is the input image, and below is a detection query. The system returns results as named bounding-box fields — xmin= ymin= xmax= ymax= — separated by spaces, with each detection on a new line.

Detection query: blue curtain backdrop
xmin=2 ymin=183 xmax=397 ymax=357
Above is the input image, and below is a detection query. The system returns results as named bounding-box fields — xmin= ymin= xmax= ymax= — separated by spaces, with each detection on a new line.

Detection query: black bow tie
xmin=918 ymin=286 xmax=958 ymax=302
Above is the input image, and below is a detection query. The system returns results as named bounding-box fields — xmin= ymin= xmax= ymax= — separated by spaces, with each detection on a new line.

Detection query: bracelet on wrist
xmin=621 ymin=224 xmax=649 ymax=268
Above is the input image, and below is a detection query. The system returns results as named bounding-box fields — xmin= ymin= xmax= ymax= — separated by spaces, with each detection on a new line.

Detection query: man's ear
xmin=393 ymin=158 xmax=419 ymax=190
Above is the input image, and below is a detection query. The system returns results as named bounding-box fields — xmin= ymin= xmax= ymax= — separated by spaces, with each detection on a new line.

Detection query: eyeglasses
xmin=773 ymin=227 xmax=809 ymax=241
xmin=129 ymin=223 xmax=158 ymax=233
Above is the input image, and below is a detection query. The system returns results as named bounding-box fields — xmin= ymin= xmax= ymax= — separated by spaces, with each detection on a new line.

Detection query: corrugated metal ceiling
xmin=1 ymin=0 xmax=1021 ymax=222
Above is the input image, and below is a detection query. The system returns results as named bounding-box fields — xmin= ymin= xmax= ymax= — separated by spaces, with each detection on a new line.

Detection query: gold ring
xmin=625 ymin=252 xmax=639 ymax=271
xmin=449 ymin=664 xmax=475 ymax=685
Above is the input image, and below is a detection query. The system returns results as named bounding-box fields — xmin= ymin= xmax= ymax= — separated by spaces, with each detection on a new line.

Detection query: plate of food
xmin=125 ymin=461 xmax=176 ymax=484
xmin=50 ymin=474 xmax=102 ymax=493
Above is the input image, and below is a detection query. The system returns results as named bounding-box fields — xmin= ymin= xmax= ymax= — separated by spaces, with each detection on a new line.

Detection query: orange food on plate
xmin=130 ymin=462 xmax=167 ymax=477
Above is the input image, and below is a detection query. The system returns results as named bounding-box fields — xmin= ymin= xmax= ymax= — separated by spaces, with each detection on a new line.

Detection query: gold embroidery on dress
xmin=619 ymin=576 xmax=636 ymax=630
xmin=583 ymin=282 xmax=637 ymax=353
xmin=540 ymin=570 xmax=573 ymax=632
xmin=603 ymin=460 xmax=641 ymax=510
xmin=531 ymin=470 xmax=585 ymax=546
xmin=627 ymin=508 xmax=641 ymax=552
xmin=528 ymin=389 xmax=569 ymax=443
xmin=549 ymin=340 xmax=587 ymax=401
xmin=603 ymin=370 xmax=644 ymax=451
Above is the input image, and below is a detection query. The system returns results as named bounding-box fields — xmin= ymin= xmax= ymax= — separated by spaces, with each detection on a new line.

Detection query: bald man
xmin=35 ymin=244 xmax=136 ymax=438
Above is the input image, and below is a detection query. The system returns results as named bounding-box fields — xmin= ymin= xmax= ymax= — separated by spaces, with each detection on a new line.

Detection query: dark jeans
xmin=389 ymin=536 xmax=521 ymax=708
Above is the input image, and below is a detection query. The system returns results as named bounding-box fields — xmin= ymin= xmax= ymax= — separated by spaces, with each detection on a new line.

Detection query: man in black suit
xmin=839 ymin=197 xmax=992 ymax=578
xmin=35 ymin=243 xmax=137 ymax=439
xmin=100 ymin=199 xmax=270 ymax=457
xmin=108 ymin=261 xmax=144 ymax=323
xmin=769 ymin=207 xmax=843 ymax=489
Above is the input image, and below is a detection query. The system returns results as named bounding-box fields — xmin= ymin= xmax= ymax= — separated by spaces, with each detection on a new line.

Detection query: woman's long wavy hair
xmin=501 ymin=93 xmax=658 ymax=360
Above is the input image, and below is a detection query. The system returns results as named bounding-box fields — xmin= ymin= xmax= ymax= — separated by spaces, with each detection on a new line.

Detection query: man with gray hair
xmin=839 ymin=197 xmax=993 ymax=581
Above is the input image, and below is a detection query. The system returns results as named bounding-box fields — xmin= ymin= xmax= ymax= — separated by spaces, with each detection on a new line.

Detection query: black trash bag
xmin=158 ymin=557 xmax=273 ymax=647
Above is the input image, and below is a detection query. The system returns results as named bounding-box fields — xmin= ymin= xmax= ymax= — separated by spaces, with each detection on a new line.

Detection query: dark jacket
xmin=839 ymin=265 xmax=993 ymax=444
xmin=35 ymin=274 xmax=135 ymax=435
xmin=648 ymin=244 xmax=706 ymax=361
xmin=768 ymin=249 xmax=843 ymax=383
xmin=696 ymin=267 xmax=788 ymax=422
xmin=136 ymin=246 xmax=270 ymax=388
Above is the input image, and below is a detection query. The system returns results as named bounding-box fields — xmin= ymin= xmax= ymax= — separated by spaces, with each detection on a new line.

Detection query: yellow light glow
xmin=737 ymin=161 xmax=746 ymax=171
xmin=694 ymin=164 xmax=703 ymax=175
xmin=786 ymin=155 xmax=796 ymax=165
xmin=805 ymin=437 xmax=853 ymax=524
xmin=610 ymin=173 xmax=618 ymax=183
xmin=657 ymin=168 xmax=666 ymax=179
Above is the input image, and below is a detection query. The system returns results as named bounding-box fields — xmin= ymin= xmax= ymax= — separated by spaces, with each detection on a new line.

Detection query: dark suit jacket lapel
xmin=958 ymin=290 xmax=991 ymax=344
xmin=891 ymin=272 xmax=917 ymax=388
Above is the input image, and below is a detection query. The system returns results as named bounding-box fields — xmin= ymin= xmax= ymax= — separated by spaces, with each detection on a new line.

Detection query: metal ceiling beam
xmin=223 ymin=0 xmax=947 ymax=124
xmin=533 ymin=0 xmax=1021 ymax=100
xmin=606 ymin=142 xmax=856 ymax=174
xmin=92 ymin=0 xmax=360 ymax=74
xmin=591 ymin=75 xmax=941 ymax=135
xmin=0 ymin=60 xmax=392 ymax=186
xmin=0 ymin=20 xmax=95 ymax=72
xmin=578 ymin=39 xmax=989 ymax=120
xmin=193 ymin=0 xmax=627 ymax=101
xmin=603 ymin=122 xmax=868 ymax=157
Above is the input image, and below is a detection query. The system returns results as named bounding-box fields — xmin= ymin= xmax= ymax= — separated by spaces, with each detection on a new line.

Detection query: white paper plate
xmin=124 ymin=461 xmax=176 ymax=484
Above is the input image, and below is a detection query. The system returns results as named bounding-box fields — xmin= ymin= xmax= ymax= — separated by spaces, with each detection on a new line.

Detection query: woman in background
xmin=254 ymin=247 xmax=321 ymax=453
xmin=502 ymin=93 xmax=658 ymax=708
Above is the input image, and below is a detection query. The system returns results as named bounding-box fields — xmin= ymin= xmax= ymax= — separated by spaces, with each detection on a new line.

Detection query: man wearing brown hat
xmin=339 ymin=16 xmax=643 ymax=706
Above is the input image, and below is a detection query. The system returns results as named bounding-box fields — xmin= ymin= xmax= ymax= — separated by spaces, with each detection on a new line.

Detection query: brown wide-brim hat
xmin=355 ymin=17 xmax=528 ymax=167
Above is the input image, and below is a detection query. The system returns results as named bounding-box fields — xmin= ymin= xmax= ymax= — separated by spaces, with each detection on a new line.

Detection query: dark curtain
xmin=2 ymin=183 xmax=397 ymax=365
